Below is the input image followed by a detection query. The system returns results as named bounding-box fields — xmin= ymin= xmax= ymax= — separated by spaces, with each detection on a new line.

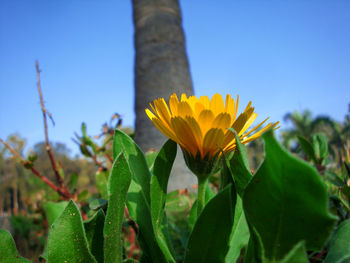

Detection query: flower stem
xmin=197 ymin=177 xmax=208 ymax=217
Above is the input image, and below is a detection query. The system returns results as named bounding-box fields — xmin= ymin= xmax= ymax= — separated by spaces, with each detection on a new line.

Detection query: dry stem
xmin=35 ymin=61 xmax=70 ymax=197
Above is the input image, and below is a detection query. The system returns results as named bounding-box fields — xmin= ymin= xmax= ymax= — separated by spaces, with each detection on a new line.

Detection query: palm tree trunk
xmin=132 ymin=0 xmax=196 ymax=190
xmin=133 ymin=0 xmax=193 ymax=150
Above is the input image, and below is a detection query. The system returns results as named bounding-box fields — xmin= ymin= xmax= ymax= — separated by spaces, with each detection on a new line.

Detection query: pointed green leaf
xmin=68 ymin=173 xmax=79 ymax=191
xmin=47 ymin=200 xmax=97 ymax=263
xmin=150 ymin=139 xmax=177 ymax=263
xmin=104 ymin=153 xmax=132 ymax=263
xmin=184 ymin=184 xmax=236 ymax=263
xmin=228 ymin=130 xmax=252 ymax=196
xmin=244 ymin=225 xmax=265 ymax=263
xmin=312 ymin=133 xmax=328 ymax=160
xmin=297 ymin=135 xmax=317 ymax=163
xmin=84 ymin=210 xmax=105 ymax=263
xmin=225 ymin=196 xmax=249 ymax=263
xmin=41 ymin=201 xmax=69 ymax=261
xmin=96 ymin=170 xmax=109 ymax=199
xmin=89 ymin=198 xmax=108 ymax=211
xmin=221 ymin=151 xmax=250 ymax=263
xmin=113 ymin=129 xmax=165 ymax=262
xmin=0 ymin=230 xmax=31 ymax=263
xmin=324 ymin=219 xmax=350 ymax=263
xmin=145 ymin=150 xmax=158 ymax=170
xmin=43 ymin=201 xmax=68 ymax=226
xmin=243 ymin=131 xmax=337 ymax=261
xmin=280 ymin=242 xmax=308 ymax=263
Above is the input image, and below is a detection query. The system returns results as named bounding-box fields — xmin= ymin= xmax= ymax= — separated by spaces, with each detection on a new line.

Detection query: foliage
xmin=2 ymin=126 xmax=349 ymax=263
xmin=1 ymin=106 xmax=350 ymax=263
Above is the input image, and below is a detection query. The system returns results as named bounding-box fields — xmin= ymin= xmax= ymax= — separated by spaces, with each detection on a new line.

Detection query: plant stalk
xmin=197 ymin=177 xmax=208 ymax=217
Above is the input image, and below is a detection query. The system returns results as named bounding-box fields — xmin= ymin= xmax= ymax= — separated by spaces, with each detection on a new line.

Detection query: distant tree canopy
xmin=0 ymin=134 xmax=96 ymax=215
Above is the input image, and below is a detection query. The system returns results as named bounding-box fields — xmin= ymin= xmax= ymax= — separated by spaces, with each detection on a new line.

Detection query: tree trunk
xmin=132 ymin=0 xmax=195 ymax=190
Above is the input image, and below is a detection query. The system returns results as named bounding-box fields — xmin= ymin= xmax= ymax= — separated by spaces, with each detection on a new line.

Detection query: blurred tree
xmin=0 ymin=134 xmax=28 ymax=215
xmin=132 ymin=0 xmax=195 ymax=190
xmin=0 ymin=135 xmax=96 ymax=216
xmin=281 ymin=108 xmax=350 ymax=163
xmin=31 ymin=141 xmax=95 ymax=191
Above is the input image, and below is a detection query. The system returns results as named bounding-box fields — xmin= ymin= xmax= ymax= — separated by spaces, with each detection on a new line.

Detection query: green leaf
xmin=184 ymin=184 xmax=236 ymax=263
xmin=188 ymin=200 xmax=198 ymax=232
xmin=145 ymin=150 xmax=158 ymax=170
xmin=243 ymin=131 xmax=337 ymax=261
xmin=324 ymin=219 xmax=350 ymax=263
xmin=123 ymin=259 xmax=139 ymax=263
xmin=280 ymin=242 xmax=308 ymax=263
xmin=78 ymin=189 xmax=89 ymax=202
xmin=96 ymin=170 xmax=109 ymax=199
xmin=43 ymin=201 xmax=68 ymax=226
xmin=150 ymin=139 xmax=177 ymax=263
xmin=221 ymin=154 xmax=249 ymax=263
xmin=113 ymin=129 xmax=164 ymax=262
xmin=104 ymin=152 xmax=132 ymax=263
xmin=89 ymin=198 xmax=108 ymax=211
xmin=228 ymin=129 xmax=252 ymax=196
xmin=84 ymin=210 xmax=105 ymax=263
xmin=47 ymin=200 xmax=97 ymax=263
xmin=81 ymin=122 xmax=97 ymax=151
xmin=28 ymin=153 xmax=37 ymax=162
xmin=68 ymin=173 xmax=79 ymax=191
xmin=324 ymin=171 xmax=345 ymax=187
xmin=41 ymin=201 xmax=69 ymax=261
xmin=312 ymin=133 xmax=328 ymax=160
xmin=297 ymin=135 xmax=317 ymax=163
xmin=244 ymin=225 xmax=265 ymax=263
xmin=0 ymin=230 xmax=31 ymax=263
xmin=225 ymin=196 xmax=249 ymax=263
xmin=187 ymin=183 xmax=214 ymax=233
xmin=205 ymin=181 xmax=215 ymax=201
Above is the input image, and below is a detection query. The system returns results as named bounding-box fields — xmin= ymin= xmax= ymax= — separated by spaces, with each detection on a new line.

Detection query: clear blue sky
xmin=1 ymin=0 xmax=349 ymax=154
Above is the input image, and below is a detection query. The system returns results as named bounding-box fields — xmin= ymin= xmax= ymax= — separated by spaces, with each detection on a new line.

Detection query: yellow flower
xmin=146 ymin=93 xmax=279 ymax=161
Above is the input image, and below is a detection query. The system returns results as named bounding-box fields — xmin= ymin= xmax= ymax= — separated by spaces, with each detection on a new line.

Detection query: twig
xmin=35 ymin=61 xmax=69 ymax=197
xmin=0 ymin=138 xmax=69 ymax=199
xmin=106 ymin=153 xmax=114 ymax=164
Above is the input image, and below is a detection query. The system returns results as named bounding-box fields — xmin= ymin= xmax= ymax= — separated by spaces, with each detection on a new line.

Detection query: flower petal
xmin=212 ymin=113 xmax=231 ymax=130
xmin=169 ymin=93 xmax=179 ymax=116
xmin=210 ymin=93 xmax=224 ymax=116
xmin=232 ymin=107 xmax=255 ymax=135
xmin=154 ymin=98 xmax=172 ymax=128
xmin=241 ymin=122 xmax=277 ymax=144
xmin=198 ymin=110 xmax=215 ymax=135
xmin=185 ymin=116 xmax=203 ymax=155
xmin=145 ymin=108 xmax=156 ymax=120
xmin=181 ymin=93 xmax=188 ymax=102
xmin=171 ymin=117 xmax=198 ymax=156
xmin=199 ymin=95 xmax=210 ymax=108
xmin=151 ymin=117 xmax=178 ymax=143
xmin=224 ymin=94 xmax=235 ymax=121
xmin=241 ymin=117 xmax=269 ymax=138
xmin=177 ymin=101 xmax=194 ymax=118
xmin=194 ymin=102 xmax=205 ymax=117
xmin=233 ymin=95 xmax=239 ymax=122
xmin=202 ymin=128 xmax=224 ymax=157
xmin=238 ymin=112 xmax=257 ymax=136
xmin=187 ymin=96 xmax=199 ymax=112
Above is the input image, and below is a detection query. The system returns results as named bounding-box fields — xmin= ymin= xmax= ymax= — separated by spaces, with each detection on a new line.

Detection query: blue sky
xmin=1 ymin=0 xmax=349 ymax=154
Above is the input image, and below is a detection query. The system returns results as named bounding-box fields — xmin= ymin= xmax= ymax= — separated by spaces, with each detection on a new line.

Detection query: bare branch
xmin=35 ymin=61 xmax=67 ymax=192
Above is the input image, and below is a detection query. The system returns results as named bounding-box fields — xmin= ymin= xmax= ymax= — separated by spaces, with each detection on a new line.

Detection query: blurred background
xmin=0 ymin=0 xmax=349 ymax=261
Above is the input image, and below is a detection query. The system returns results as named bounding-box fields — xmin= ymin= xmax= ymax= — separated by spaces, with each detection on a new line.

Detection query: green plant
xmin=2 ymin=128 xmax=347 ymax=262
